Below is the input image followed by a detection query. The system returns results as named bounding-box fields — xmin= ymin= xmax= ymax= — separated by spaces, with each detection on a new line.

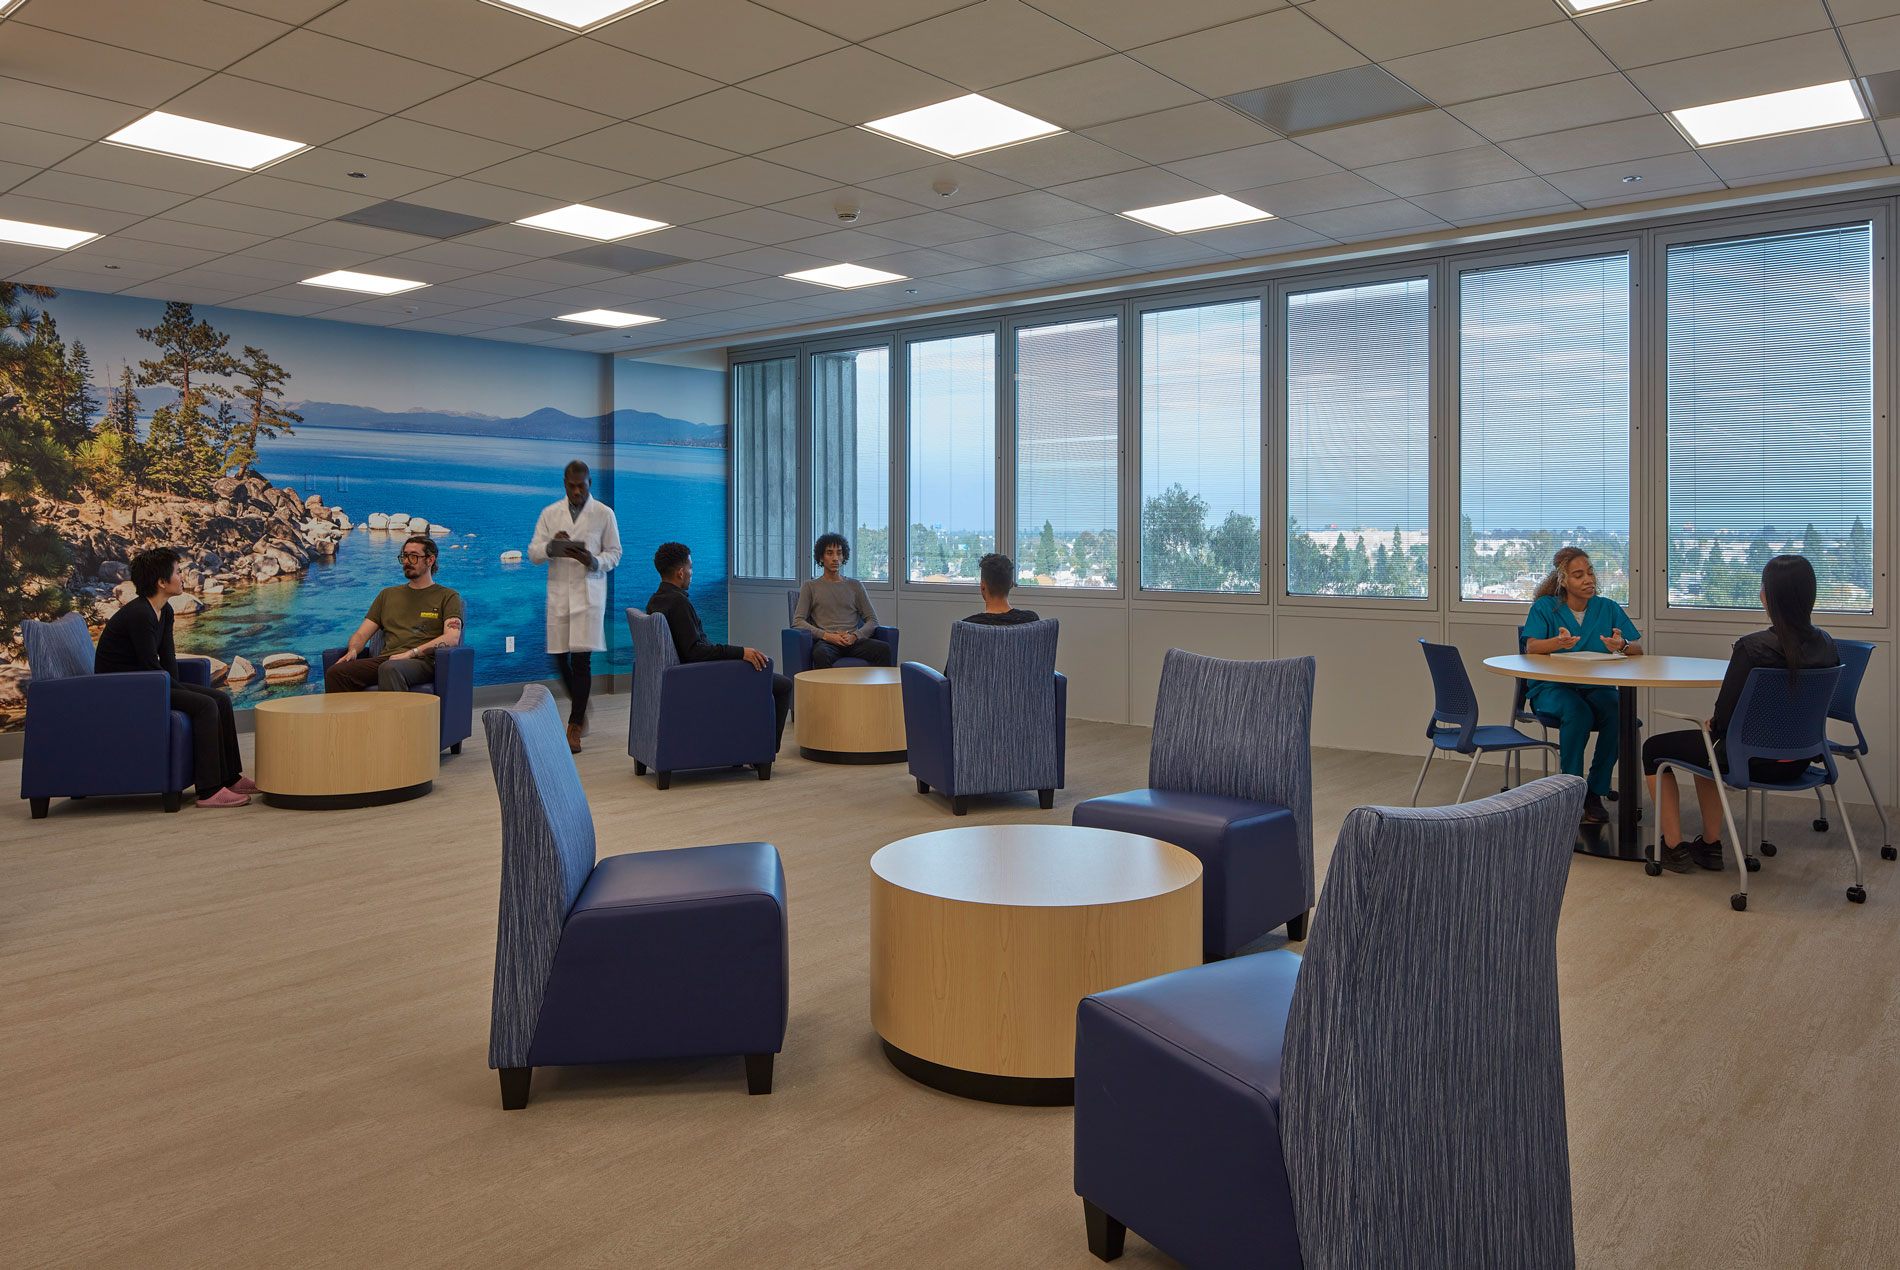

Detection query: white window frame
xmin=805 ymin=332 xmax=898 ymax=592
xmin=897 ymin=317 xmax=1005 ymax=595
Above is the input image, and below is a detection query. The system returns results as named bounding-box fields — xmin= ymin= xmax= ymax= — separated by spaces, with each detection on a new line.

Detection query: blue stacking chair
xmin=779 ymin=588 xmax=900 ymax=678
xmin=1413 ymin=639 xmax=1555 ymax=806
xmin=1802 ymin=639 xmax=1894 ymax=862
xmin=1510 ymin=631 xmax=1563 ymax=782
xmin=1649 ymin=665 xmax=1866 ymax=912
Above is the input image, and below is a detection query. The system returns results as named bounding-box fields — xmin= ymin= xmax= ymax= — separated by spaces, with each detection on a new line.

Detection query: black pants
xmin=1642 ymin=728 xmax=1814 ymax=783
xmin=171 ymin=680 xmax=242 ymax=798
xmin=770 ymin=673 xmax=791 ymax=750
xmin=551 ymin=651 xmax=593 ymax=724
xmin=809 ymin=637 xmax=894 ymax=669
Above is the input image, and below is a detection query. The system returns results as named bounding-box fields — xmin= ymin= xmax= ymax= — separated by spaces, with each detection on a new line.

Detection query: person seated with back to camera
xmin=793 ymin=532 xmax=893 ymax=669
xmin=960 ymin=552 xmax=1040 ymax=626
xmin=647 ymin=540 xmax=792 ymax=752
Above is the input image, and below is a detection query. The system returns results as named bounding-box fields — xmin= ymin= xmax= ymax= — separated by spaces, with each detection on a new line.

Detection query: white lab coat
xmin=527 ymin=497 xmax=622 ymax=653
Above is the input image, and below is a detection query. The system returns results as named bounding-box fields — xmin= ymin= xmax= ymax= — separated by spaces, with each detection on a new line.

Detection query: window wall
xmin=907 ymin=331 xmax=996 ymax=584
xmin=1285 ymin=276 xmax=1431 ymax=599
xmin=1665 ymin=222 xmax=1876 ymax=614
xmin=811 ymin=345 xmax=890 ymax=581
xmin=1015 ymin=315 xmax=1119 ymax=588
xmin=1458 ymin=252 xmax=1632 ymax=604
xmin=732 ymin=356 xmax=797 ymax=580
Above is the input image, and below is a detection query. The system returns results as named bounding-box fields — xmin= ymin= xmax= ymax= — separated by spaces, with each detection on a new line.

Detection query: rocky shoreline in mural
xmin=0 ymin=472 xmax=350 ymax=726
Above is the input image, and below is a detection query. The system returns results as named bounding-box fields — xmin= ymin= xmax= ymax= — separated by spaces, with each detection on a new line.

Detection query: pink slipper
xmin=198 ymin=787 xmax=251 ymax=808
xmin=230 ymin=776 xmax=260 ymax=795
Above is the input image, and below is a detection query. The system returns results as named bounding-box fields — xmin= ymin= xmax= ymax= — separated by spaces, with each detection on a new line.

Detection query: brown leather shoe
xmin=566 ymin=723 xmax=582 ymax=754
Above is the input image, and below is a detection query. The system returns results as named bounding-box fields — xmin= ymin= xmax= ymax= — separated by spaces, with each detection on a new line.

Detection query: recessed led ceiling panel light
xmin=0 ymin=219 xmax=99 ymax=250
xmin=515 ymin=204 xmax=670 ymax=241
xmin=784 ymin=264 xmax=909 ymax=289
xmin=0 ymin=0 xmax=24 ymax=15
xmin=477 ymin=0 xmax=667 ymax=31
xmin=1558 ymin=0 xmax=1649 ymax=13
xmin=557 ymin=309 xmax=663 ymax=328
xmin=1121 ymin=195 xmax=1276 ymax=234
xmin=300 ymin=270 xmax=429 ymax=296
xmin=105 ymin=111 xmax=308 ymax=171
xmin=862 ymin=94 xmax=1063 ymax=158
xmin=1670 ymin=80 xmax=1867 ymax=146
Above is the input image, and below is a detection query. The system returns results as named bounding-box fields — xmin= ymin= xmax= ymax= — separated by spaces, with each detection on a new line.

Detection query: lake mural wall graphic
xmin=0 ymin=283 xmax=727 ymax=731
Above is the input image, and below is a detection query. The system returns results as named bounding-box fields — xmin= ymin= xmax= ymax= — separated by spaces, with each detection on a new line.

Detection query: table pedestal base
xmin=263 ymin=780 xmax=433 ymax=811
xmin=879 ymin=1039 xmax=1074 ymax=1106
xmin=800 ymin=745 xmax=906 ymax=765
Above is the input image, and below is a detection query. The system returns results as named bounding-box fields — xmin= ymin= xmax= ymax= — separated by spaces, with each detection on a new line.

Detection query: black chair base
xmin=29 ymin=797 xmax=48 ymax=819
xmin=1039 ymin=788 xmax=1055 ymax=810
xmin=1083 ymin=1199 xmax=1126 ymax=1262
xmin=745 ymin=1052 xmax=774 ymax=1094
xmin=1285 ymin=910 xmax=1309 ymax=942
xmin=499 ymin=1066 xmax=531 ymax=1110
xmin=449 ymin=741 xmax=462 ymax=756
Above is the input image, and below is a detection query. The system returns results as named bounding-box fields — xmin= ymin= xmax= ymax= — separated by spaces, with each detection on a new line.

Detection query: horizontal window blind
xmin=1015 ymin=315 xmax=1119 ymax=589
xmin=1139 ymin=299 xmax=1262 ymax=593
xmin=1666 ymin=223 xmax=1875 ymax=613
xmin=1286 ymin=277 xmax=1431 ymax=599
xmin=812 ymin=346 xmax=889 ymax=582
xmin=733 ymin=356 xmax=796 ymax=580
xmin=908 ymin=332 xmax=996 ymax=583
xmin=1459 ymin=253 xmax=1631 ymax=604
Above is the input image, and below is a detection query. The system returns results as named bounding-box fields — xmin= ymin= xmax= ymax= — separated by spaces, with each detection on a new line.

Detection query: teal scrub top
xmin=1523 ymin=594 xmax=1640 ymax=654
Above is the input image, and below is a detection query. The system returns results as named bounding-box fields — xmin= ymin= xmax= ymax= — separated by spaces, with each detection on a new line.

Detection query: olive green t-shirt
xmin=367 ymin=583 xmax=464 ymax=657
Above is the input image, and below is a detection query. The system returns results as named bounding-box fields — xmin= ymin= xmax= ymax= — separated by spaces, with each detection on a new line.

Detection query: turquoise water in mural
xmin=172 ymin=426 xmax=727 ymax=701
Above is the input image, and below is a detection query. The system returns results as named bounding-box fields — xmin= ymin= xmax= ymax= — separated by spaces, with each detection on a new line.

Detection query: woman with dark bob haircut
xmin=1642 ymin=554 xmax=1839 ymax=874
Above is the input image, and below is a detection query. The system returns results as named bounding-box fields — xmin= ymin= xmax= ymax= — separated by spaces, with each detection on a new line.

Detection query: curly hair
xmin=653 ymin=541 xmax=691 ymax=577
xmin=1532 ymin=546 xmax=1589 ymax=600
xmin=813 ymin=532 xmax=851 ymax=567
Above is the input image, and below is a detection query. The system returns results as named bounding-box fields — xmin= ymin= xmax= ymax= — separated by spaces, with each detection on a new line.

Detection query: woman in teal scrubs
xmin=1522 ymin=546 xmax=1642 ymax=824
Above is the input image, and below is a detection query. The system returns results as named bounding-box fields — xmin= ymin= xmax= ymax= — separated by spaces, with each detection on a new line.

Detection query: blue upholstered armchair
xmin=779 ymin=587 xmax=899 ymax=677
xmin=319 ymin=632 xmax=474 ymax=755
xmin=626 ymin=609 xmax=776 ymax=788
xmin=902 ymin=618 xmax=1066 ymax=815
xmin=1074 ymin=776 xmax=1584 ymax=1269
xmin=1074 ymin=650 xmax=1315 ymax=957
xmin=20 ymin=612 xmax=212 ymax=818
xmin=484 ymin=685 xmax=788 ymax=1109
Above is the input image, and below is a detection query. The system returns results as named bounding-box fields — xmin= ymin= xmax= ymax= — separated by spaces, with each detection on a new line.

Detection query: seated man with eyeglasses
xmin=324 ymin=534 xmax=466 ymax=693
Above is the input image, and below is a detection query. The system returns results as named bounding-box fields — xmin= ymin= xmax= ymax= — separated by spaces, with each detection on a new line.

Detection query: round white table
xmin=1482 ymin=653 xmax=1728 ymax=860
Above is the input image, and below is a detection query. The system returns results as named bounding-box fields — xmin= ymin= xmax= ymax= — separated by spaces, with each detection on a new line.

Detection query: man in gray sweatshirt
xmin=794 ymin=533 xmax=894 ymax=669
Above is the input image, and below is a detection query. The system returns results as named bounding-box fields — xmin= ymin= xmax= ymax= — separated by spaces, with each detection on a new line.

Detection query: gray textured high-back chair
xmin=901 ymin=618 xmax=1066 ymax=814
xmin=1073 ymin=775 xmax=1584 ymax=1268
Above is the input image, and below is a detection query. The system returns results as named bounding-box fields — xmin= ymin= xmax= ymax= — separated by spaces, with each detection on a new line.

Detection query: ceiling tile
xmin=1087 ymin=238 xmax=1227 ymax=269
xmin=1448 ymin=75 xmax=1658 ymax=143
xmin=713 ymin=243 xmax=837 ymax=275
xmin=859 ymin=245 xmax=983 ymax=276
xmin=1189 ymin=218 xmax=1332 ymax=256
xmin=1024 ymin=215 xmax=1169 ymax=250
xmin=1581 ymin=0 xmax=1834 ymax=71
xmin=223 ymin=32 xmax=470 ymax=115
xmin=469 ymin=153 xmax=635 ymax=202
xmin=1128 ymin=11 xmax=1366 ymax=99
xmin=548 ymin=123 xmax=739 ymax=181
xmin=637 ymin=88 xmax=839 ymax=153
xmin=0 ymin=24 xmax=210 ymax=106
xmin=1835 ymin=0 xmax=1900 ymax=18
xmin=401 ymin=179 xmax=552 ymax=222
xmin=1048 ymin=168 xmax=1213 ymax=214
xmin=1500 ymin=116 xmax=1690 ymax=176
xmin=214 ymin=174 xmax=382 ymax=219
xmin=325 ymin=119 xmax=523 ymax=177
xmin=1161 ymin=141 xmax=1341 ymax=193
xmin=594 ymin=0 xmax=845 ymax=80
xmin=1843 ymin=17 xmax=1900 ymax=76
xmin=1295 ymin=0 xmax=1555 ymax=62
xmin=1384 ymin=22 xmax=1616 ymax=107
xmin=1696 ymin=122 xmax=1887 ymax=183
xmin=394 ymin=241 xmax=539 ymax=271
xmin=1084 ymin=104 xmax=1282 ymax=165
xmin=722 ymin=274 xmax=826 ymax=300
xmin=1233 ymin=170 xmax=1394 ymax=215
xmin=236 ymin=239 xmax=378 ymax=267
xmin=54 ymin=142 xmax=245 ymax=195
xmin=287 ymin=220 xmax=435 ymax=255
xmin=963 ymin=133 xmax=1144 ymax=184
xmin=1021 ymin=0 xmax=1292 ymax=49
xmin=987 ymin=56 xmax=1202 ymax=131
xmin=263 ymin=147 xmax=445 ymax=199
xmin=161 ymin=74 xmax=383 ymax=148
xmin=1297 ymin=111 xmax=1486 ymax=168
xmin=1624 ymin=33 xmax=1856 ymax=113
xmin=924 ymin=263 xmax=1041 ymax=292
xmin=11 ymin=170 xmax=188 ymax=216
xmin=773 ymin=227 xmax=909 ymax=261
xmin=619 ymin=225 xmax=761 ymax=259
xmin=867 ymin=1 xmax=1112 ymax=91
xmin=119 ymin=218 xmax=268 ymax=251
xmin=867 ymin=210 xmax=998 ymax=246
xmin=1287 ymin=199 xmax=1450 ymax=240
xmin=1360 ymin=145 xmax=1534 ymax=197
xmin=403 ymin=82 xmax=617 ymax=151
xmin=1006 ymin=251 xmax=1126 ymax=283
xmin=954 ymin=191 xmax=1100 ymax=231
xmin=1408 ymin=176 xmax=1574 ymax=223
xmin=697 ymin=207 xmax=831 ymax=244
xmin=671 ymin=157 xmax=838 ymax=204
xmin=742 ymin=46 xmax=960 ymax=125
xmin=770 ymin=186 xmax=933 ymax=229
xmin=308 ymin=0 xmax=571 ymax=77
xmin=1540 ymin=152 xmax=1722 ymax=203
xmin=0 ymin=159 xmax=35 ymax=193
xmin=751 ymin=0 xmax=977 ymax=42
xmin=641 ymin=261 xmax=760 ymax=287
xmin=17 ymin=0 xmax=290 ymax=71
xmin=592 ymin=181 xmax=748 ymax=224
xmin=862 ymin=161 xmax=1030 ymax=207
xmin=759 ymin=130 xmax=934 ymax=185
xmin=488 ymin=39 xmax=719 ymax=119
xmin=0 ymin=77 xmax=145 ymax=141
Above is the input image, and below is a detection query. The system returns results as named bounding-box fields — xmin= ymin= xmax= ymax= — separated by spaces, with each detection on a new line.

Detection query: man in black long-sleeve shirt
xmin=645 ymin=541 xmax=790 ymax=749
xmin=94 ymin=548 xmax=251 ymax=808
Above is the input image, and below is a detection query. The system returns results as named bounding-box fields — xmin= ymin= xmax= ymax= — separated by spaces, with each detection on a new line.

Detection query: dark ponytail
xmin=1760 ymin=554 xmax=1818 ymax=683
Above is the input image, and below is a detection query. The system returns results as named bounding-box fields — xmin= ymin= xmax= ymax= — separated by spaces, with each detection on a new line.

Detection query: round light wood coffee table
xmin=796 ymin=666 xmax=906 ymax=764
xmin=253 ymin=693 xmax=440 ymax=810
xmin=870 ymin=824 xmax=1203 ymax=1105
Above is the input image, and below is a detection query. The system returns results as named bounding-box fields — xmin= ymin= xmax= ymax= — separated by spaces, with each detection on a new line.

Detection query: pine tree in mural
xmin=0 ymin=281 xmax=76 ymax=639
xmin=102 ymin=367 xmax=150 ymax=525
xmin=231 ymin=344 xmax=300 ymax=475
xmin=136 ymin=301 xmax=238 ymax=498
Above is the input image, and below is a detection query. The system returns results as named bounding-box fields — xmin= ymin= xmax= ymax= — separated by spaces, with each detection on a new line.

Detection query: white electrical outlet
xmin=505 ymin=635 xmax=516 ymax=653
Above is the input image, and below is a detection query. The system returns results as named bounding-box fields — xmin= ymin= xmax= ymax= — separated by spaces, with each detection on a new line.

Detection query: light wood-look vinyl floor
xmin=4 ymin=696 xmax=1897 ymax=1268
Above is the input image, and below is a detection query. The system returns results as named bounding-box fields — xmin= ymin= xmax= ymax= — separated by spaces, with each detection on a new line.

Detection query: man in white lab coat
xmin=528 ymin=459 xmax=622 ymax=753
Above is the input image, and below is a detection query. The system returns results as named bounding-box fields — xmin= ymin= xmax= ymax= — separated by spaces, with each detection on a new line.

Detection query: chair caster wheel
xmin=1882 ymin=846 xmax=1896 ymax=862
xmin=1745 ymin=855 xmax=1761 ymax=873
xmin=1813 ymin=818 xmax=1829 ymax=832
xmin=1730 ymin=893 xmax=1748 ymax=912
xmin=1759 ymin=841 xmax=1777 ymax=857
xmin=1644 ymin=861 xmax=1662 ymax=877
xmin=1848 ymin=885 xmax=1867 ymax=904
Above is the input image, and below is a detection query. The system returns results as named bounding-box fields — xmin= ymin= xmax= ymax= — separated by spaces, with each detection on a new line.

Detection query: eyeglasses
xmin=399 ymin=551 xmax=429 ymax=561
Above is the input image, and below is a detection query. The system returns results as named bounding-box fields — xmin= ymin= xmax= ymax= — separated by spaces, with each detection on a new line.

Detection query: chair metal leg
xmin=1409 ymin=749 xmax=1435 ymax=806
xmin=1083 ymin=1199 xmax=1125 ymax=1262
xmin=1455 ymin=750 xmax=1483 ymax=803
xmin=1851 ymin=754 xmax=1895 ymax=860
xmin=1541 ymin=724 xmax=1552 ymax=777
xmin=1830 ymin=782 xmax=1866 ymax=901
xmin=1813 ymin=786 xmax=1830 ymax=832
